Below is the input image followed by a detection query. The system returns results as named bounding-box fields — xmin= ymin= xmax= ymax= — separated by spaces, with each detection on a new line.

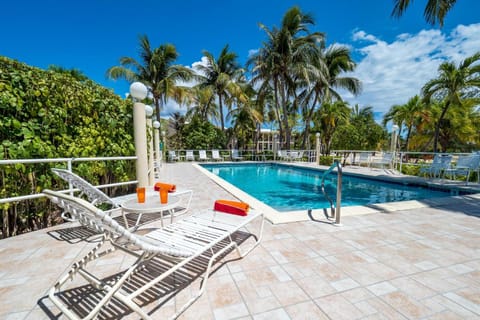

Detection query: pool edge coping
xmin=193 ymin=162 xmax=480 ymax=224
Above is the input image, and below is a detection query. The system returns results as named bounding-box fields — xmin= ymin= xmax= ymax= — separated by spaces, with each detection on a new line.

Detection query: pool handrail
xmin=320 ymin=160 xmax=343 ymax=225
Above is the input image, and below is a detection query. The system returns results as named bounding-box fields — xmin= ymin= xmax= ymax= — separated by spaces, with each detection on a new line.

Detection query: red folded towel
xmin=154 ymin=182 xmax=176 ymax=193
xmin=214 ymin=200 xmax=249 ymax=216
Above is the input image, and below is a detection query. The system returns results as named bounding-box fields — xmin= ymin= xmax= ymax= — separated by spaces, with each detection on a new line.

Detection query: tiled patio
xmin=1 ymin=162 xmax=480 ymax=319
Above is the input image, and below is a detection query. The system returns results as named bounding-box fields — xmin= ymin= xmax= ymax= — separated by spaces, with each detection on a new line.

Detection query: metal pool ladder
xmin=321 ymin=160 xmax=343 ymax=225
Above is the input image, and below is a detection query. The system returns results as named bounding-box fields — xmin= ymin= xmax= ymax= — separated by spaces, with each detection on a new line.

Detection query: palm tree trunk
xmin=154 ymin=97 xmax=162 ymax=125
xmin=218 ymin=93 xmax=225 ymax=131
xmin=433 ymin=101 xmax=450 ymax=153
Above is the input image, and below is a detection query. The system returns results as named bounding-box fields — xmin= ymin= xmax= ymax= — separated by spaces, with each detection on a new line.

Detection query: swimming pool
xmin=201 ymin=163 xmax=456 ymax=212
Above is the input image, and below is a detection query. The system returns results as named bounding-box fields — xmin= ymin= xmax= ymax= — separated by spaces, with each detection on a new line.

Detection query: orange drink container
xmin=160 ymin=188 xmax=168 ymax=204
xmin=136 ymin=187 xmax=146 ymax=203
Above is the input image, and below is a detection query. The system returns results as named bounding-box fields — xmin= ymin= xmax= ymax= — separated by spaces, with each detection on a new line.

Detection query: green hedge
xmin=0 ymin=56 xmax=136 ymax=237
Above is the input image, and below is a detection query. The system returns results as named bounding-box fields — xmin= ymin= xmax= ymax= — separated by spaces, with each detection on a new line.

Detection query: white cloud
xmin=345 ymin=23 xmax=480 ymax=116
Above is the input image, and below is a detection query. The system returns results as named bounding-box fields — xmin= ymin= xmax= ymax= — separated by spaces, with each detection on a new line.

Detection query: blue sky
xmin=2 ymin=0 xmax=480 ymax=120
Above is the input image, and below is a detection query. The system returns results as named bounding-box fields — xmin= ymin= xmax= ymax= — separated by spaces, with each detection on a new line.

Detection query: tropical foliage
xmin=0 ymin=56 xmax=135 ymax=237
xmin=391 ymin=0 xmax=457 ymax=26
xmin=107 ymin=34 xmax=194 ymax=124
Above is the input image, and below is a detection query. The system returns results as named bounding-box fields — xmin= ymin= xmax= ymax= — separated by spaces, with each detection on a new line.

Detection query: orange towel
xmin=214 ymin=200 xmax=249 ymax=216
xmin=154 ymin=182 xmax=176 ymax=193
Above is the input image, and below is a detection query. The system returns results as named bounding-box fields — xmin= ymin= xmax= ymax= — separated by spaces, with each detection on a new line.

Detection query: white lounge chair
xmin=277 ymin=150 xmax=288 ymax=161
xmin=211 ymin=149 xmax=224 ymax=161
xmin=289 ymin=150 xmax=304 ymax=162
xmin=43 ymin=189 xmax=264 ymax=320
xmin=231 ymin=149 xmax=243 ymax=161
xmin=198 ymin=150 xmax=210 ymax=161
xmin=419 ymin=154 xmax=452 ymax=179
xmin=370 ymin=152 xmax=394 ymax=169
xmin=51 ymin=168 xmax=193 ymax=227
xmin=354 ymin=152 xmax=370 ymax=167
xmin=185 ymin=150 xmax=195 ymax=161
xmin=444 ymin=154 xmax=480 ymax=184
xmin=168 ymin=150 xmax=180 ymax=162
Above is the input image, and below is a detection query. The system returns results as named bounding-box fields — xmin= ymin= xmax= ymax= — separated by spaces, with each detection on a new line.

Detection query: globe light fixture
xmin=145 ymin=104 xmax=154 ymax=118
xmin=129 ymin=82 xmax=148 ymax=101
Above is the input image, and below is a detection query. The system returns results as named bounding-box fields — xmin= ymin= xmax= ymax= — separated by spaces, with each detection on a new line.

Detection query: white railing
xmin=0 ymin=156 xmax=137 ymax=204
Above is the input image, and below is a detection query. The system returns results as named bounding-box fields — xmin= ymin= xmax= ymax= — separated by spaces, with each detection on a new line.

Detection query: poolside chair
xmin=419 ymin=154 xmax=452 ymax=179
xmin=185 ymin=150 xmax=195 ymax=161
xmin=289 ymin=150 xmax=304 ymax=162
xmin=444 ymin=154 xmax=480 ymax=184
xmin=231 ymin=149 xmax=244 ymax=161
xmin=277 ymin=150 xmax=288 ymax=161
xmin=51 ymin=168 xmax=193 ymax=227
xmin=369 ymin=152 xmax=394 ymax=169
xmin=168 ymin=150 xmax=180 ymax=162
xmin=43 ymin=189 xmax=264 ymax=320
xmin=354 ymin=152 xmax=370 ymax=167
xmin=198 ymin=150 xmax=210 ymax=161
xmin=211 ymin=149 xmax=224 ymax=161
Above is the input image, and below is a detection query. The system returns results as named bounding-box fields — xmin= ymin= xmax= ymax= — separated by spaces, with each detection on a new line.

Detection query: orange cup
xmin=136 ymin=187 xmax=146 ymax=203
xmin=160 ymin=188 xmax=168 ymax=204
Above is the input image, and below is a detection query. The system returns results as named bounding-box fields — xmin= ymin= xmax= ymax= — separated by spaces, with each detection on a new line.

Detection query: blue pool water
xmin=201 ymin=163 xmax=454 ymax=212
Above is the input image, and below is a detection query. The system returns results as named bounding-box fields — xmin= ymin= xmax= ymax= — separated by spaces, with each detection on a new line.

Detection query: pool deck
xmin=1 ymin=161 xmax=480 ymax=319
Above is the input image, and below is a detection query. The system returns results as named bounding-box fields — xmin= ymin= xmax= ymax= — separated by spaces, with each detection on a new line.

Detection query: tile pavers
xmin=0 ymin=162 xmax=479 ymax=319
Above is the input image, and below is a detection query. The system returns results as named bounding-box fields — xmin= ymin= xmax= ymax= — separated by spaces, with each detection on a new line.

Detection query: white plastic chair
xmin=168 ymin=150 xmax=179 ymax=162
xmin=419 ymin=154 xmax=452 ymax=178
xmin=211 ymin=150 xmax=223 ymax=161
xmin=43 ymin=189 xmax=264 ymax=320
xmin=231 ymin=149 xmax=244 ymax=161
xmin=185 ymin=150 xmax=195 ymax=161
xmin=198 ymin=150 xmax=210 ymax=161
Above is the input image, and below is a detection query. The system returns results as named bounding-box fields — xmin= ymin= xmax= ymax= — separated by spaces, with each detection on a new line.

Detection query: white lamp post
xmin=391 ymin=124 xmax=399 ymax=169
xmin=153 ymin=120 xmax=161 ymax=178
xmin=161 ymin=130 xmax=166 ymax=162
xmin=315 ymin=132 xmax=321 ymax=165
xmin=130 ymin=82 xmax=148 ymax=188
xmin=145 ymin=105 xmax=154 ymax=186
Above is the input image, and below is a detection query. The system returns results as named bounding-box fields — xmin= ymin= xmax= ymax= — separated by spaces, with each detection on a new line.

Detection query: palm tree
xmin=391 ymin=0 xmax=457 ymax=26
xmin=194 ymin=45 xmax=245 ymax=132
xmin=300 ymin=44 xmax=361 ymax=149
xmin=383 ymin=95 xmax=426 ymax=152
xmin=422 ymin=52 xmax=480 ymax=152
xmin=186 ymin=87 xmax=218 ymax=122
xmin=249 ymin=6 xmax=323 ymax=150
xmin=314 ymin=100 xmax=350 ymax=155
xmin=106 ymin=34 xmax=194 ymax=123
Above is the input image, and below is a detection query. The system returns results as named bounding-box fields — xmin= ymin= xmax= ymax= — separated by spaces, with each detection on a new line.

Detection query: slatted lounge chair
xmin=369 ymin=152 xmax=394 ymax=169
xmin=211 ymin=149 xmax=223 ymax=161
xmin=51 ymin=168 xmax=193 ymax=227
xmin=354 ymin=152 xmax=370 ymax=167
xmin=419 ymin=154 xmax=452 ymax=179
xmin=231 ymin=149 xmax=244 ymax=161
xmin=168 ymin=150 xmax=180 ymax=162
xmin=444 ymin=154 xmax=480 ymax=184
xmin=43 ymin=189 xmax=264 ymax=320
xmin=277 ymin=150 xmax=288 ymax=161
xmin=289 ymin=150 xmax=304 ymax=162
xmin=185 ymin=150 xmax=195 ymax=161
xmin=198 ymin=150 xmax=210 ymax=161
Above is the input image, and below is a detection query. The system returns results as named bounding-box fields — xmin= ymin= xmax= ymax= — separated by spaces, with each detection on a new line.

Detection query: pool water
xmin=201 ymin=163 xmax=453 ymax=212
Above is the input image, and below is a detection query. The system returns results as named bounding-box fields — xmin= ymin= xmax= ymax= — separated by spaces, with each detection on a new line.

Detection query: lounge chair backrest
xmin=43 ymin=189 xmax=191 ymax=258
xmin=212 ymin=150 xmax=220 ymax=158
xmin=52 ymin=168 xmax=117 ymax=207
xmin=199 ymin=150 xmax=208 ymax=158
xmin=438 ymin=155 xmax=452 ymax=169
xmin=456 ymin=154 xmax=480 ymax=169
